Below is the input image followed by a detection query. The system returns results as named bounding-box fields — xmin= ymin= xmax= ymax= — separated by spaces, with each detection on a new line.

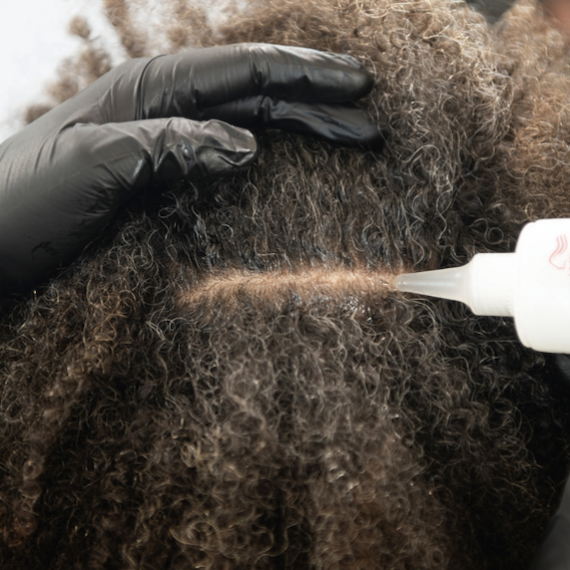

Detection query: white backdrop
xmin=0 ymin=0 xmax=124 ymax=142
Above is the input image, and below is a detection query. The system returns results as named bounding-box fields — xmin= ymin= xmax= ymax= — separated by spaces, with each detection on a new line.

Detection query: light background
xmin=0 ymin=1 xmax=235 ymax=143
xmin=0 ymin=0 xmax=124 ymax=143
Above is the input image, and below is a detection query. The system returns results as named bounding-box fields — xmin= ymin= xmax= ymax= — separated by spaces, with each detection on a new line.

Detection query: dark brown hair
xmin=2 ymin=1 xmax=570 ymax=568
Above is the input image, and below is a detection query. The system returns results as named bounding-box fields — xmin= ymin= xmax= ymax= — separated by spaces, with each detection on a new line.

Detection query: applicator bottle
xmin=394 ymin=219 xmax=570 ymax=353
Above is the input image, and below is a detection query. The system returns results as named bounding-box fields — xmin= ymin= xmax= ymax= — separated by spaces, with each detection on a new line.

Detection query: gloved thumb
xmin=75 ymin=117 xmax=258 ymax=194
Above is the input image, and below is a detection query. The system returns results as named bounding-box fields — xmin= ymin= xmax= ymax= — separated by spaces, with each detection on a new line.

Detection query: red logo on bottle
xmin=549 ymin=234 xmax=570 ymax=270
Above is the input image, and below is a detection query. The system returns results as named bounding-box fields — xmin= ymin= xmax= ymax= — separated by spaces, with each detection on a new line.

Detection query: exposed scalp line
xmin=179 ymin=266 xmax=397 ymax=309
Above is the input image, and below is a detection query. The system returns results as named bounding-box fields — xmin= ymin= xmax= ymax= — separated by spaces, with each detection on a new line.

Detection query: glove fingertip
xmin=192 ymin=120 xmax=258 ymax=178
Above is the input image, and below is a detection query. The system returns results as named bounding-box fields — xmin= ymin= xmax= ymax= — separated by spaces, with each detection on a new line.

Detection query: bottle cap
xmin=394 ymin=253 xmax=516 ymax=317
xmin=395 ymin=219 xmax=570 ymax=353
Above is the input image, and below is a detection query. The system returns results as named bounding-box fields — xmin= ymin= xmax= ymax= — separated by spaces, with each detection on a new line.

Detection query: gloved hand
xmin=0 ymin=43 xmax=383 ymax=296
xmin=464 ymin=0 xmax=517 ymax=22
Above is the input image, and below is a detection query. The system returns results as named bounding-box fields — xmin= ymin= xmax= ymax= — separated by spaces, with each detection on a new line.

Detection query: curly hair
xmin=2 ymin=0 xmax=570 ymax=568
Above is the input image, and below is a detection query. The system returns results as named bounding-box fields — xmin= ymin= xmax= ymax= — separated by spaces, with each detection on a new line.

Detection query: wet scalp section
xmin=178 ymin=265 xmax=397 ymax=314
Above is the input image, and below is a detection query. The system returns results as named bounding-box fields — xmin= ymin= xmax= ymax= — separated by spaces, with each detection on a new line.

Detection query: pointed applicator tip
xmin=394 ymin=273 xmax=411 ymax=291
xmin=392 ymin=266 xmax=470 ymax=304
xmin=393 ymin=273 xmax=410 ymax=292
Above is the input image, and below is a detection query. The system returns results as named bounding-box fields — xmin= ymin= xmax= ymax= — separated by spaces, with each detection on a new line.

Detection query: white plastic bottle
xmin=394 ymin=218 xmax=570 ymax=353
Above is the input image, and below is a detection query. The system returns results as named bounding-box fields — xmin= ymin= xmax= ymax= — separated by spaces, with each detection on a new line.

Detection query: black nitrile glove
xmin=465 ymin=0 xmax=517 ymax=22
xmin=0 ymin=43 xmax=383 ymax=296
